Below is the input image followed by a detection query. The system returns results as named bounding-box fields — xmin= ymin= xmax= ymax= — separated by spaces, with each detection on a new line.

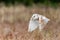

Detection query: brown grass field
xmin=0 ymin=4 xmax=60 ymax=40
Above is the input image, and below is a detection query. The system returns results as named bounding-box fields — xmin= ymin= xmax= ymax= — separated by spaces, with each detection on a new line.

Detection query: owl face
xmin=31 ymin=14 xmax=39 ymax=21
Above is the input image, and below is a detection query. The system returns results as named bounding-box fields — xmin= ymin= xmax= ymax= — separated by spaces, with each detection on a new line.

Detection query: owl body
xmin=28 ymin=14 xmax=50 ymax=32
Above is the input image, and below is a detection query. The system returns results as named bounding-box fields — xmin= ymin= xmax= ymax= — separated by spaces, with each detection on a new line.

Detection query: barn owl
xmin=28 ymin=14 xmax=50 ymax=32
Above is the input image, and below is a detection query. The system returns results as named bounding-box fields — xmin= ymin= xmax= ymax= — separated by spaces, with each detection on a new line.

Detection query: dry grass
xmin=0 ymin=4 xmax=60 ymax=40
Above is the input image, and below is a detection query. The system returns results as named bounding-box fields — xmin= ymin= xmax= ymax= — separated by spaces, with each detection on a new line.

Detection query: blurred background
xmin=0 ymin=0 xmax=60 ymax=40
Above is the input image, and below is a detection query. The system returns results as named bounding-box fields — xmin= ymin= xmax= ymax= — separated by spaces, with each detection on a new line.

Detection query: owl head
xmin=31 ymin=14 xmax=39 ymax=21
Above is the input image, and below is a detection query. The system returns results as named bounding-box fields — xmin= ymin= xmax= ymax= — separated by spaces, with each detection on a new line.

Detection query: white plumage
xmin=28 ymin=14 xmax=50 ymax=32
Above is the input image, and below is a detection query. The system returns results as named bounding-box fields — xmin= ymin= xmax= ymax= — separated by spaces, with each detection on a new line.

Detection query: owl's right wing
xmin=28 ymin=20 xmax=39 ymax=32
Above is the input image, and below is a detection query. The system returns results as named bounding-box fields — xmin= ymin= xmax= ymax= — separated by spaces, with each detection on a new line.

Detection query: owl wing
xmin=28 ymin=20 xmax=39 ymax=32
xmin=38 ymin=15 xmax=50 ymax=31
xmin=41 ymin=15 xmax=50 ymax=24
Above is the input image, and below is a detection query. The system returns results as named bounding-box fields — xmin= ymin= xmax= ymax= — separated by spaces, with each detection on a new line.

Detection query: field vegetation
xmin=0 ymin=0 xmax=60 ymax=40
